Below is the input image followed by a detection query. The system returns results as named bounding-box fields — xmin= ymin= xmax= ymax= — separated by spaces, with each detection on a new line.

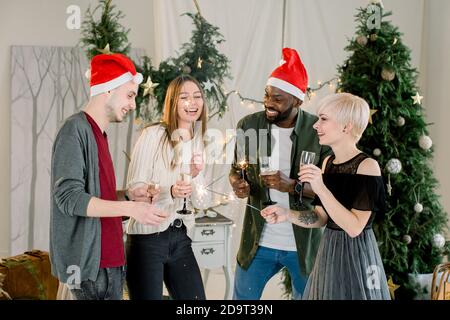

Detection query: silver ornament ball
xmin=373 ymin=148 xmax=382 ymax=157
xmin=432 ymin=233 xmax=446 ymax=248
xmin=397 ymin=116 xmax=405 ymax=127
xmin=403 ymin=235 xmax=412 ymax=245
xmin=418 ymin=135 xmax=432 ymax=150
xmin=381 ymin=68 xmax=396 ymax=81
xmin=414 ymin=203 xmax=423 ymax=213
xmin=181 ymin=65 xmax=192 ymax=74
xmin=356 ymin=35 xmax=368 ymax=46
xmin=386 ymin=158 xmax=402 ymax=174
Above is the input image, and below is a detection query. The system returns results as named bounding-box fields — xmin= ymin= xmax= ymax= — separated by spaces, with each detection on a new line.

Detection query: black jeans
xmin=70 ymin=267 xmax=124 ymax=300
xmin=126 ymin=222 xmax=206 ymax=300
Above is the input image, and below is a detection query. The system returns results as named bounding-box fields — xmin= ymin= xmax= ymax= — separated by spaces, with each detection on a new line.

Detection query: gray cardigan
xmin=50 ymin=111 xmax=102 ymax=284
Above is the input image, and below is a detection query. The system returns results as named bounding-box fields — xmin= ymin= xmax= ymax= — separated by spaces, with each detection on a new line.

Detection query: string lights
xmin=218 ymin=77 xmax=340 ymax=114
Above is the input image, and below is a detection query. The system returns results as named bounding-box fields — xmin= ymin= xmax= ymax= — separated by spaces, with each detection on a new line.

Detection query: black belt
xmin=170 ymin=218 xmax=184 ymax=228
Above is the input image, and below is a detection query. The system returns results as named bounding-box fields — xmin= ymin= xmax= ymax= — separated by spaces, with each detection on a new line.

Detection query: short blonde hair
xmin=317 ymin=93 xmax=370 ymax=141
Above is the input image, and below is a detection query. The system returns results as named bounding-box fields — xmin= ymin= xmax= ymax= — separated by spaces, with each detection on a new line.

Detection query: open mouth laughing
xmin=184 ymin=107 xmax=199 ymax=116
xmin=265 ymin=108 xmax=279 ymax=117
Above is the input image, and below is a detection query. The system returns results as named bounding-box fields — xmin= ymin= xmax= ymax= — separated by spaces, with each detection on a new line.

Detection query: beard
xmin=105 ymin=93 xmax=124 ymax=123
xmin=265 ymin=103 xmax=295 ymax=124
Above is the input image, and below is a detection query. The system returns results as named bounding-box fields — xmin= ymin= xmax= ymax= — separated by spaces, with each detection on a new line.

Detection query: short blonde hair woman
xmin=261 ymin=93 xmax=390 ymax=300
xmin=316 ymin=92 xmax=370 ymax=142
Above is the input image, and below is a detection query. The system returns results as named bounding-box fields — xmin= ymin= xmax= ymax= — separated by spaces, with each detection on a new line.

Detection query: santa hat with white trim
xmin=88 ymin=53 xmax=143 ymax=97
xmin=266 ymin=48 xmax=308 ymax=101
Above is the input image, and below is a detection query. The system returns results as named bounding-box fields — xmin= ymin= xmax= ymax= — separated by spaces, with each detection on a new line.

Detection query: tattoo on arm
xmin=297 ymin=210 xmax=319 ymax=225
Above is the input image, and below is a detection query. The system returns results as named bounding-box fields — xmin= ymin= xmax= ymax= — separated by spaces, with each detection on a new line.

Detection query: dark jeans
xmin=70 ymin=267 xmax=124 ymax=300
xmin=126 ymin=222 xmax=206 ymax=300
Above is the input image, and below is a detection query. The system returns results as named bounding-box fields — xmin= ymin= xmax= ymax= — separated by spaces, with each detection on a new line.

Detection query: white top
xmin=259 ymin=125 xmax=297 ymax=251
xmin=126 ymin=124 xmax=211 ymax=238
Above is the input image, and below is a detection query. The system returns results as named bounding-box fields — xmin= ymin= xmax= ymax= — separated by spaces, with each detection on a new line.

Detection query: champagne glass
xmin=177 ymin=172 xmax=193 ymax=215
xmin=260 ymin=156 xmax=277 ymax=206
xmin=237 ymin=158 xmax=248 ymax=181
xmin=148 ymin=179 xmax=160 ymax=204
xmin=298 ymin=151 xmax=316 ymax=208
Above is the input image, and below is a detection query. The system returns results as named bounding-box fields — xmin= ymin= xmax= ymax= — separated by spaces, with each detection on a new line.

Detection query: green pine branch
xmin=80 ymin=0 xmax=130 ymax=60
xmin=138 ymin=12 xmax=232 ymax=123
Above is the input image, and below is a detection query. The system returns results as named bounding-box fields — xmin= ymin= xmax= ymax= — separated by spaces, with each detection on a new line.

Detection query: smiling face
xmin=313 ymin=93 xmax=370 ymax=146
xmin=263 ymin=85 xmax=300 ymax=124
xmin=105 ymin=80 xmax=138 ymax=123
xmin=313 ymin=109 xmax=347 ymax=147
xmin=176 ymin=81 xmax=204 ymax=125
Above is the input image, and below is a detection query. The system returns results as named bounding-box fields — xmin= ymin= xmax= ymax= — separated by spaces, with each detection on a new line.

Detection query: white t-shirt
xmin=259 ymin=124 xmax=297 ymax=251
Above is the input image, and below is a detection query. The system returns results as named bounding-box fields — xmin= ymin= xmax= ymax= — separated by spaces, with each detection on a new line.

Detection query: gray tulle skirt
xmin=302 ymin=227 xmax=391 ymax=300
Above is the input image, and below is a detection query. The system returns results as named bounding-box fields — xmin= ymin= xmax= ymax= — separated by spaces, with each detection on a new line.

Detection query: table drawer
xmin=193 ymin=225 xmax=224 ymax=242
xmin=192 ymin=243 xmax=224 ymax=269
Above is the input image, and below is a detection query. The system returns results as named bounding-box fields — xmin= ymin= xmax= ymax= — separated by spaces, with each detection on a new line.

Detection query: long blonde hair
xmin=159 ymin=75 xmax=208 ymax=169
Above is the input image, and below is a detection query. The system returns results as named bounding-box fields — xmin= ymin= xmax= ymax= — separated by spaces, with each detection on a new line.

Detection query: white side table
xmin=192 ymin=212 xmax=233 ymax=300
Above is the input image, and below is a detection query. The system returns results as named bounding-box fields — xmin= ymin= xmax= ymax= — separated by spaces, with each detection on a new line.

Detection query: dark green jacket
xmin=231 ymin=110 xmax=332 ymax=277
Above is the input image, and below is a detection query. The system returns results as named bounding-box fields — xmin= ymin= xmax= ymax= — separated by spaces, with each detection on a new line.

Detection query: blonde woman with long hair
xmin=125 ymin=75 xmax=209 ymax=300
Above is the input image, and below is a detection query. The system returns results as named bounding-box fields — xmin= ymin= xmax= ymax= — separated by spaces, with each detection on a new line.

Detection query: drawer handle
xmin=201 ymin=248 xmax=215 ymax=255
xmin=201 ymin=229 xmax=216 ymax=236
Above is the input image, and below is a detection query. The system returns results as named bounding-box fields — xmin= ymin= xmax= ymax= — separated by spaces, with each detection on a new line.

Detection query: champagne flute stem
xmin=298 ymin=182 xmax=305 ymax=204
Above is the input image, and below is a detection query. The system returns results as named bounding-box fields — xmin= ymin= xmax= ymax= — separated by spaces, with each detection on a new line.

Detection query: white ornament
xmin=373 ymin=148 xmax=382 ymax=157
xmin=397 ymin=116 xmax=405 ymax=127
xmin=414 ymin=203 xmax=423 ymax=213
xmin=203 ymin=79 xmax=214 ymax=92
xmin=403 ymin=235 xmax=412 ymax=245
xmin=412 ymin=92 xmax=424 ymax=105
xmin=432 ymin=233 xmax=446 ymax=249
xmin=386 ymin=158 xmax=402 ymax=174
xmin=418 ymin=135 xmax=432 ymax=150
xmin=356 ymin=35 xmax=368 ymax=46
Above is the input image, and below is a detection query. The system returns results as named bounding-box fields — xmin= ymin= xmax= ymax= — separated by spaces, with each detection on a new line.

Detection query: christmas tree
xmin=337 ymin=1 xmax=448 ymax=298
xmin=138 ymin=8 xmax=231 ymax=122
xmin=80 ymin=0 xmax=130 ymax=59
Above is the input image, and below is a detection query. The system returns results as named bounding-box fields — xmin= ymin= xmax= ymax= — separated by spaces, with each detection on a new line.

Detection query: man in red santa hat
xmin=230 ymin=48 xmax=332 ymax=299
xmin=50 ymin=53 xmax=169 ymax=300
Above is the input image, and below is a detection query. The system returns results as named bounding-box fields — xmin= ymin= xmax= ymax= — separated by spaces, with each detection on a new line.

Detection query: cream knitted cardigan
xmin=126 ymin=124 xmax=209 ymax=238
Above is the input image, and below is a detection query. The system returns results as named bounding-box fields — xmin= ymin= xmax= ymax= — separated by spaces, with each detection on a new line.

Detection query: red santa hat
xmin=88 ymin=53 xmax=143 ymax=97
xmin=266 ymin=48 xmax=308 ymax=101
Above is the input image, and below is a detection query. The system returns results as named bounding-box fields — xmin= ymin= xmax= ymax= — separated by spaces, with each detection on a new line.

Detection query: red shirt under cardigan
xmin=84 ymin=112 xmax=125 ymax=268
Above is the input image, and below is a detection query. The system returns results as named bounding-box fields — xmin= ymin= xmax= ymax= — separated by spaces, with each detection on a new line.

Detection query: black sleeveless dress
xmin=302 ymin=153 xmax=390 ymax=300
